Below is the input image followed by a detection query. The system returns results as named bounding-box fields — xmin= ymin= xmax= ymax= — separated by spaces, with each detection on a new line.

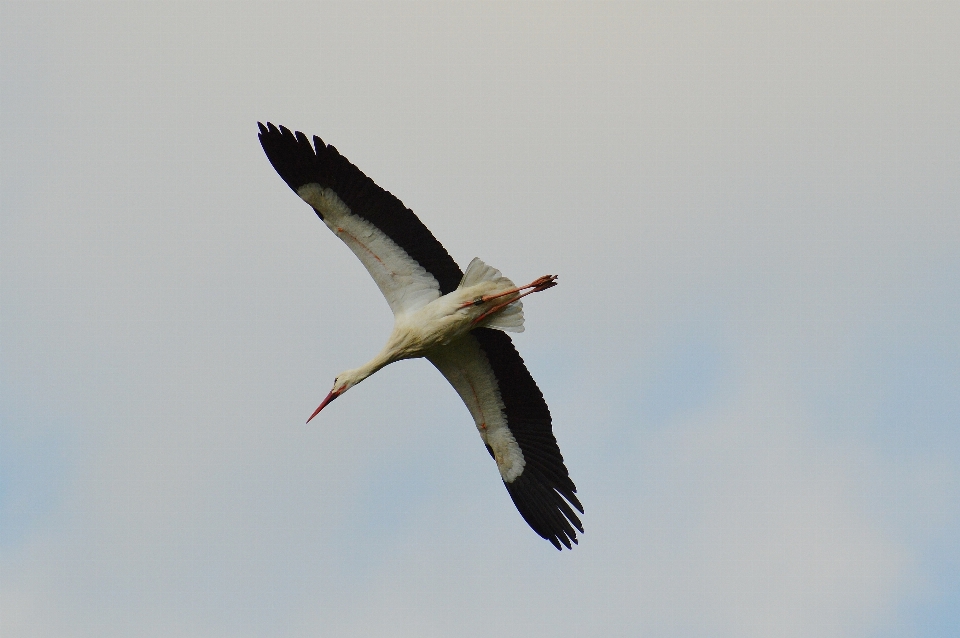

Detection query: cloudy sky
xmin=2 ymin=1 xmax=958 ymax=636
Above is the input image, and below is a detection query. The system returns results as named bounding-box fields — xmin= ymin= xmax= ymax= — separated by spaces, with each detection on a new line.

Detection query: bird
xmin=257 ymin=122 xmax=583 ymax=550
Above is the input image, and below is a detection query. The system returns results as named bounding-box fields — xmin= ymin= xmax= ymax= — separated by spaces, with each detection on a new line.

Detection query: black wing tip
xmin=472 ymin=329 xmax=583 ymax=549
xmin=545 ymin=510 xmax=583 ymax=551
xmin=257 ymin=121 xmax=329 ymax=154
xmin=549 ymin=525 xmax=580 ymax=551
xmin=256 ymin=122 xmax=464 ymax=293
xmin=505 ymin=472 xmax=584 ymax=551
xmin=257 ymin=121 xmax=330 ymax=193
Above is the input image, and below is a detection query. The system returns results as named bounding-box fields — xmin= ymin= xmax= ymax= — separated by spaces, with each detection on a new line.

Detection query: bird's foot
xmin=460 ymin=275 xmax=558 ymax=309
xmin=528 ymin=274 xmax=558 ymax=293
xmin=470 ymin=275 xmax=558 ymax=325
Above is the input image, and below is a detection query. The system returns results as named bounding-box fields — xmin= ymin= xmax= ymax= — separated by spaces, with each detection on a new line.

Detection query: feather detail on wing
xmin=257 ymin=123 xmax=464 ymax=315
xmin=458 ymin=258 xmax=525 ymax=333
xmin=428 ymin=329 xmax=583 ymax=549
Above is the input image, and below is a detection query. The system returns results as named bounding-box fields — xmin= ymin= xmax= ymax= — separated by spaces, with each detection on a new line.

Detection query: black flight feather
xmin=258 ymin=124 xmax=583 ymax=549
xmin=472 ymin=328 xmax=583 ymax=550
xmin=257 ymin=122 xmax=464 ymax=295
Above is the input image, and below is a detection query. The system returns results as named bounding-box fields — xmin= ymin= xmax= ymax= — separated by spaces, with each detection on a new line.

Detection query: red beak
xmin=306 ymin=390 xmax=339 ymax=423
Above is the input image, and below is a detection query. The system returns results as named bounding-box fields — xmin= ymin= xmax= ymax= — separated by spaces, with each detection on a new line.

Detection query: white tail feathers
xmin=459 ymin=257 xmax=504 ymax=288
xmin=483 ymin=300 xmax=525 ymax=332
xmin=459 ymin=258 xmax=526 ymax=333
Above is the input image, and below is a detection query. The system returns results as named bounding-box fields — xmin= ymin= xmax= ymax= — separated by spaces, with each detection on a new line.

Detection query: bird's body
xmin=317 ymin=265 xmax=529 ymax=399
xmin=374 ymin=272 xmax=524 ymax=359
xmin=258 ymin=123 xmax=583 ymax=549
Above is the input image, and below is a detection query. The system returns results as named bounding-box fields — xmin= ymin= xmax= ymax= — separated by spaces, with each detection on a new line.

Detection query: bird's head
xmin=306 ymin=369 xmax=363 ymax=423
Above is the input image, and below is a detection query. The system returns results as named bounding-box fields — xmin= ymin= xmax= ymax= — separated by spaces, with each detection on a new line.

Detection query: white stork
xmin=258 ymin=123 xmax=583 ymax=550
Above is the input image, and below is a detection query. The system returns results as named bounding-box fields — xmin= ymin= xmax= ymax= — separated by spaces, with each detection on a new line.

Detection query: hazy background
xmin=2 ymin=2 xmax=958 ymax=636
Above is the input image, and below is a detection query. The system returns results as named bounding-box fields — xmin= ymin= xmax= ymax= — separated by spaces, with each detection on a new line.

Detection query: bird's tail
xmin=459 ymin=258 xmax=526 ymax=332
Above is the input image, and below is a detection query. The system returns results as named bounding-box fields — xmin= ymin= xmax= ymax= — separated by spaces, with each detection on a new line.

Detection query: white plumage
xmin=259 ymin=123 xmax=583 ymax=549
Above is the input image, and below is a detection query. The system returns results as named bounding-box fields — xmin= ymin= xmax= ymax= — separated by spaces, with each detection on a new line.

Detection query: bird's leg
xmin=470 ymin=275 xmax=558 ymax=325
xmin=459 ymin=275 xmax=558 ymax=309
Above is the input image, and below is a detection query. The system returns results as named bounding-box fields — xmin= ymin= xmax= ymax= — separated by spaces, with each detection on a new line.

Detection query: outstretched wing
xmin=258 ymin=122 xmax=463 ymax=315
xmin=428 ymin=328 xmax=583 ymax=550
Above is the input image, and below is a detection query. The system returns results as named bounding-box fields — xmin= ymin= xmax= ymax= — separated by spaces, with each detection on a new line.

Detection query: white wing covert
xmin=258 ymin=123 xmax=464 ymax=314
xmin=429 ymin=329 xmax=583 ymax=549
xmin=259 ymin=123 xmax=582 ymax=549
xmin=297 ymin=184 xmax=441 ymax=315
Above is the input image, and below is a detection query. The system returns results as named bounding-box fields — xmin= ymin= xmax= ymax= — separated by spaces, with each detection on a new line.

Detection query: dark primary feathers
xmin=473 ymin=328 xmax=584 ymax=550
xmin=257 ymin=121 xmax=463 ymax=294
xmin=258 ymin=122 xmax=583 ymax=549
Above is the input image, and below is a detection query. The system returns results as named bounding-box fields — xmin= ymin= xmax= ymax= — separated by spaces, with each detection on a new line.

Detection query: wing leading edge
xmin=430 ymin=328 xmax=583 ymax=549
xmin=257 ymin=122 xmax=464 ymax=308
xmin=259 ymin=124 xmax=582 ymax=548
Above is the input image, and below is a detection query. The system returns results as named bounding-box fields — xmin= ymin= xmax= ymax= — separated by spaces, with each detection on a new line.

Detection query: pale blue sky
xmin=2 ymin=2 xmax=958 ymax=636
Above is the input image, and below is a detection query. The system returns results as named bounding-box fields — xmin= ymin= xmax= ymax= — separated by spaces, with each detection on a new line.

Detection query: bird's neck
xmin=350 ymin=326 xmax=420 ymax=386
xmin=352 ymin=348 xmax=397 ymax=384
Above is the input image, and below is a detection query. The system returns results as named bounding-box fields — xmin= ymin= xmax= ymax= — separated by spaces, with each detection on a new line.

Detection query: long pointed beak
xmin=306 ymin=390 xmax=339 ymax=423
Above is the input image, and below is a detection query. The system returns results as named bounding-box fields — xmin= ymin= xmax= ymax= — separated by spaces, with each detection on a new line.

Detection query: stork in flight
xmin=258 ymin=123 xmax=583 ymax=550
